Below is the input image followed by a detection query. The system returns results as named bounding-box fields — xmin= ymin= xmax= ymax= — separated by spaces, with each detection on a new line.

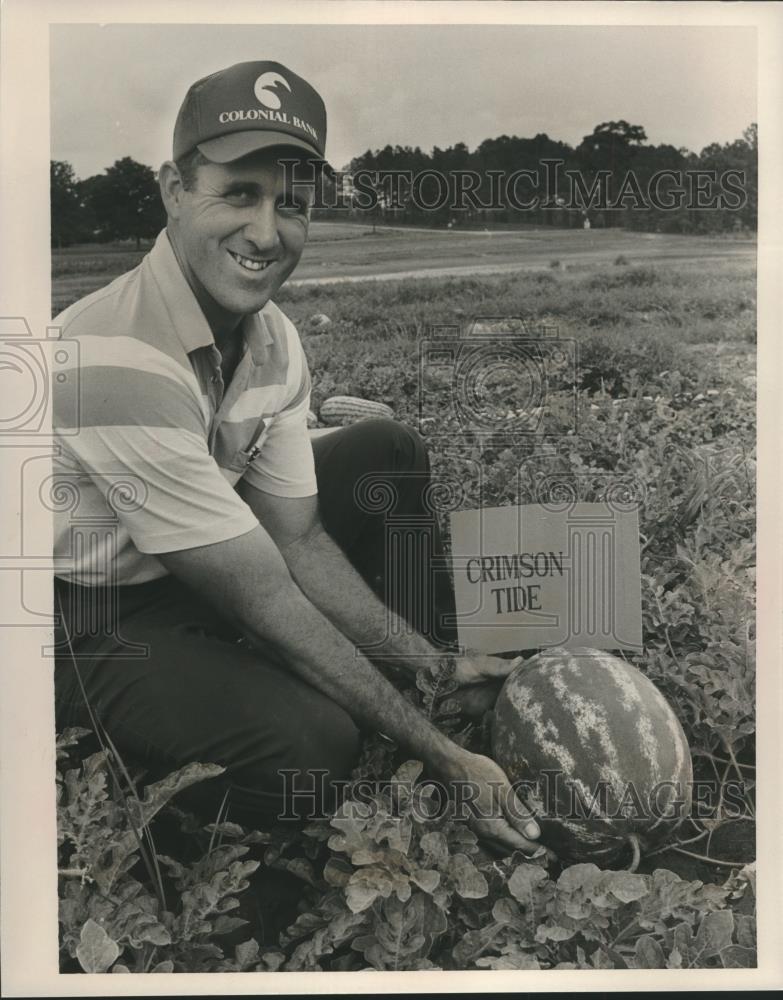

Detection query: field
xmin=54 ymin=228 xmax=757 ymax=973
xmin=51 ymin=222 xmax=754 ymax=314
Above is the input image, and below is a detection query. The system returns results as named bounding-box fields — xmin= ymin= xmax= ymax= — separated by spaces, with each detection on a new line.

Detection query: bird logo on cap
xmin=254 ymin=72 xmax=291 ymax=110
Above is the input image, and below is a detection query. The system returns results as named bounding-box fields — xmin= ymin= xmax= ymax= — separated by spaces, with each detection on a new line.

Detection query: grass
xmin=277 ymin=260 xmax=755 ymax=414
xmin=51 ymin=225 xmax=756 ymax=316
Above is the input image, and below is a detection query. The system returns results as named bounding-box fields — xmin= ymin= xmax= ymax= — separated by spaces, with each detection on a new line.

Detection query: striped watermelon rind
xmin=491 ymin=647 xmax=693 ymax=866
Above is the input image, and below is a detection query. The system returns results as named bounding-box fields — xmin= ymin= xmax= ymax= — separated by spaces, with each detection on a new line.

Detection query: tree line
xmin=51 ymin=121 xmax=757 ymax=247
xmin=342 ymin=121 xmax=757 ymax=233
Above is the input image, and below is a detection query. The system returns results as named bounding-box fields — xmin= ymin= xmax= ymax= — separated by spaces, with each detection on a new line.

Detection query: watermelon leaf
xmin=76 ymin=919 xmax=120 ymax=973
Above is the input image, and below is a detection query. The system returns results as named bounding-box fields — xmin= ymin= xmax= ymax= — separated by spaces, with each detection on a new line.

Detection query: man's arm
xmin=158 ymin=523 xmax=544 ymax=855
xmin=236 ymin=482 xmax=442 ymax=676
xmin=236 ymin=482 xmax=527 ymax=691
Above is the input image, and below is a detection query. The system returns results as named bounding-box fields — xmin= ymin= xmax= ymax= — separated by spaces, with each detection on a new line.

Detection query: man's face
xmin=171 ymin=148 xmax=314 ymax=321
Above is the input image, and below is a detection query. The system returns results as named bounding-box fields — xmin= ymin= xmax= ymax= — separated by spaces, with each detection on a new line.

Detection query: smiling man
xmin=52 ymin=60 xmax=543 ymax=860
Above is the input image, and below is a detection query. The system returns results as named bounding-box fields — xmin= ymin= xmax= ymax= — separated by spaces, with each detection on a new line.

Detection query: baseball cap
xmin=173 ymin=60 xmax=328 ymax=165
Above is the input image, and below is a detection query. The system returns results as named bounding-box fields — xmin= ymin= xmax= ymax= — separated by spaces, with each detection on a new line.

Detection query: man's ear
xmin=159 ymin=161 xmax=185 ymax=220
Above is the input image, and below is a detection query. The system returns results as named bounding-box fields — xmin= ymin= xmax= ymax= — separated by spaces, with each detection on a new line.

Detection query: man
xmin=52 ymin=60 xmax=543 ymax=857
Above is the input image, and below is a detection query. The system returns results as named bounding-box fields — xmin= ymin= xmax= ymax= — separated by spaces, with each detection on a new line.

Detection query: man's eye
xmin=225 ymin=189 xmax=254 ymax=204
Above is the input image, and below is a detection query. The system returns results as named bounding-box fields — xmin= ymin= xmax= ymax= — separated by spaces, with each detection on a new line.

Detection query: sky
xmin=50 ymin=23 xmax=757 ymax=179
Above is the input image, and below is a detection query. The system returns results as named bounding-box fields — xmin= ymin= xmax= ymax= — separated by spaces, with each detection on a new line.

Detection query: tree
xmin=51 ymin=161 xmax=85 ymax=247
xmin=81 ymin=157 xmax=165 ymax=248
xmin=576 ymin=121 xmax=647 ymax=173
xmin=573 ymin=122 xmax=649 ymax=224
xmin=696 ymin=123 xmax=757 ymax=231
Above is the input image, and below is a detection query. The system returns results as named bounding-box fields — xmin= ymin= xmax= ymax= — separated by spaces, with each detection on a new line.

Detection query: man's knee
xmin=273 ymin=698 xmax=360 ymax=819
xmin=350 ymin=418 xmax=429 ymax=474
xmin=284 ymin=698 xmax=360 ymax=778
xmin=390 ymin=420 xmax=428 ymax=473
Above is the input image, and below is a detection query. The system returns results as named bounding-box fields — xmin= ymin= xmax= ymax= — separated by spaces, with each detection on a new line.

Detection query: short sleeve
xmin=54 ymin=359 xmax=259 ymax=554
xmin=241 ymin=341 xmax=318 ymax=498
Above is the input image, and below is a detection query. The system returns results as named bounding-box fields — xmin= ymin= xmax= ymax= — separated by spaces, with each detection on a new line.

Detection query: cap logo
xmin=253 ymin=72 xmax=291 ymax=110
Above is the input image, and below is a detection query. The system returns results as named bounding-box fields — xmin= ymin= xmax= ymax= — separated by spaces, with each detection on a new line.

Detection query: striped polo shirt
xmin=52 ymin=229 xmax=317 ymax=587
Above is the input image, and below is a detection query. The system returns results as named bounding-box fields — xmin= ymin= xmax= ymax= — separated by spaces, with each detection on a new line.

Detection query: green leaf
xmin=76 ymin=918 xmax=120 ymax=973
xmin=694 ymin=910 xmax=734 ymax=959
xmin=492 ymin=897 xmax=522 ymax=926
xmin=635 ymin=934 xmax=665 ymax=969
xmin=738 ymin=862 xmax=756 ymax=897
xmin=508 ymin=863 xmax=548 ymax=902
xmin=666 ymin=946 xmax=684 ymax=969
xmin=605 ymin=871 xmax=648 ymax=904
xmin=556 ymin=863 xmax=602 ymax=896
xmin=392 ymin=759 xmax=424 ymax=786
xmin=390 ymin=760 xmax=423 ymax=810
xmin=451 ymin=854 xmax=489 ymax=899
xmin=151 ymin=960 xmax=174 ymax=973
xmin=591 ymin=946 xmax=617 ymax=969
xmin=536 ymin=922 xmax=576 ymax=943
xmin=234 ymin=939 xmax=260 ymax=968
xmin=357 ymin=895 xmax=432 ymax=969
xmin=720 ymin=945 xmax=756 ymax=968
xmin=476 ymin=950 xmax=540 ymax=970
xmin=324 ymin=857 xmax=353 ymax=887
xmin=127 ymin=762 xmax=225 ymax=827
xmin=345 ymin=869 xmax=393 ymax=913
xmin=56 ymin=727 xmax=92 ymax=759
xmin=735 ymin=914 xmax=756 ymax=950
xmin=257 ymin=950 xmax=286 ymax=971
xmin=134 ymin=921 xmax=172 ymax=946
xmin=418 ymin=831 xmax=449 ymax=867
xmin=410 ymin=868 xmax=440 ymax=894
xmin=272 ymin=856 xmax=318 ymax=886
xmin=669 ymin=921 xmax=693 ymax=964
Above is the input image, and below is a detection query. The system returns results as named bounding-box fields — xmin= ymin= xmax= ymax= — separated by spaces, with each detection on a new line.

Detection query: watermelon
xmin=491 ymin=647 xmax=692 ymax=867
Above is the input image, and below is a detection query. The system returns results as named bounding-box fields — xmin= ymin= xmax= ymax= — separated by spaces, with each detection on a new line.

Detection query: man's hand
xmin=450 ymin=679 xmax=504 ymax=718
xmin=452 ymin=650 xmax=524 ymax=688
xmin=439 ymin=747 xmax=555 ymax=859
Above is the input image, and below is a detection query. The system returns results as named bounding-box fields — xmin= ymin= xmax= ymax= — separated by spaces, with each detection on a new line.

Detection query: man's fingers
xmin=451 ymin=680 xmax=503 ymax=717
xmin=485 ymin=654 xmax=524 ymax=678
xmin=504 ymin=806 xmax=562 ymax=864
xmin=480 ymin=818 xmax=544 ymax=856
xmin=502 ymin=790 xmax=541 ymax=838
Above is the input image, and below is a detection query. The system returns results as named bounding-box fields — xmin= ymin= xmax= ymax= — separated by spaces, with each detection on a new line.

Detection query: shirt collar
xmin=147 ymin=229 xmax=274 ymax=363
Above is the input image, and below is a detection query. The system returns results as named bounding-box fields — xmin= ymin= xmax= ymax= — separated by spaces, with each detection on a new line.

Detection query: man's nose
xmin=242 ymin=199 xmax=281 ymax=253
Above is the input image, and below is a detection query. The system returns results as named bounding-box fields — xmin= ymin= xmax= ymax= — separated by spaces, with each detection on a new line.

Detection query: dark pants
xmin=54 ymin=419 xmax=457 ymax=828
